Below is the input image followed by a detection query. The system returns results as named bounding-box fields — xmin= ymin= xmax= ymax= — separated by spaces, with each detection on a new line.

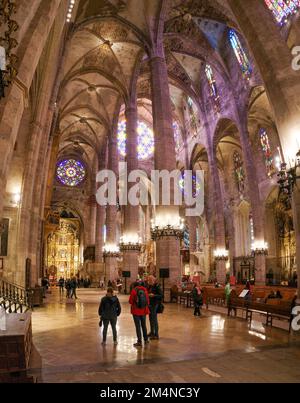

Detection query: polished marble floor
xmin=29 ymin=288 xmax=300 ymax=383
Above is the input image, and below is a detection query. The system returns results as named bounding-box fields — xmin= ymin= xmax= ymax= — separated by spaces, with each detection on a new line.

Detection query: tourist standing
xmin=192 ymin=283 xmax=203 ymax=316
xmin=146 ymin=275 xmax=163 ymax=340
xmin=98 ymin=287 xmax=121 ymax=345
xmin=129 ymin=281 xmax=150 ymax=347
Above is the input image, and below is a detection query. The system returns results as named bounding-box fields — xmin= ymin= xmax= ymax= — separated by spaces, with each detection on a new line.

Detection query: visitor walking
xmin=70 ymin=277 xmax=78 ymax=299
xmin=129 ymin=281 xmax=150 ymax=347
xmin=58 ymin=277 xmax=65 ymax=296
xmin=146 ymin=275 xmax=163 ymax=340
xmin=98 ymin=287 xmax=121 ymax=345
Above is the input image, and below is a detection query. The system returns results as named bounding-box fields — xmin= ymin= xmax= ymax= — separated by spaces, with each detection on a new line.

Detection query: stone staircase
xmin=0 ymin=279 xmax=33 ymax=313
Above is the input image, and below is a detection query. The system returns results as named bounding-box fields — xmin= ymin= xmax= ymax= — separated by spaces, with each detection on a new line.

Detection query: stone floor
xmin=28 ymin=288 xmax=300 ymax=383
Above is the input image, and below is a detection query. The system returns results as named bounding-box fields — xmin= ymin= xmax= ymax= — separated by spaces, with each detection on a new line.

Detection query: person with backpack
xmin=98 ymin=287 xmax=121 ymax=345
xmin=129 ymin=281 xmax=150 ymax=347
xmin=146 ymin=275 xmax=163 ymax=340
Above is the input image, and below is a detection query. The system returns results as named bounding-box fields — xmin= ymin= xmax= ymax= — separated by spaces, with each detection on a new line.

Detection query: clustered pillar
xmin=150 ymin=51 xmax=181 ymax=287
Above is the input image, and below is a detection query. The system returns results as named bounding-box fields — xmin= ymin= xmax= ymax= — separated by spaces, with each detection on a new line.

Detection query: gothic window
xmin=264 ymin=0 xmax=300 ymax=25
xmin=228 ymin=29 xmax=252 ymax=76
xmin=259 ymin=128 xmax=275 ymax=176
xmin=173 ymin=121 xmax=183 ymax=153
xmin=117 ymin=120 xmax=154 ymax=160
xmin=187 ymin=97 xmax=198 ymax=137
xmin=233 ymin=151 xmax=246 ymax=196
xmin=56 ymin=159 xmax=86 ymax=187
xmin=249 ymin=213 xmax=255 ymax=247
xmin=178 ymin=172 xmax=201 ymax=197
xmin=205 ymin=64 xmax=219 ymax=109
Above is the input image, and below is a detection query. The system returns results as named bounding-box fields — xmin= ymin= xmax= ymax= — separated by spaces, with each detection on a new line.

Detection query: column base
xmin=105 ymin=257 xmax=118 ymax=282
xmin=254 ymin=254 xmax=266 ymax=285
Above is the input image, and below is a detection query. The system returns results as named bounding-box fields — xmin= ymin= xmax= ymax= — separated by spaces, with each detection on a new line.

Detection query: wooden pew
xmin=227 ymin=292 xmax=296 ymax=332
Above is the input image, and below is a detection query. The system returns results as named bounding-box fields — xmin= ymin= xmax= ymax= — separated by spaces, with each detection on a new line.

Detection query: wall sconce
xmin=214 ymin=249 xmax=229 ymax=261
xmin=11 ymin=192 xmax=21 ymax=206
xmin=251 ymin=241 xmax=268 ymax=256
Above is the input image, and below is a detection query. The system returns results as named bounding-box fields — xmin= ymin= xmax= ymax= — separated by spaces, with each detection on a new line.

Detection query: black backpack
xmin=135 ymin=287 xmax=147 ymax=308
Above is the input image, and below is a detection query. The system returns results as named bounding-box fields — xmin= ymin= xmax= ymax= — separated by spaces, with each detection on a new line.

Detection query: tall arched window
xmin=228 ymin=29 xmax=252 ymax=76
xmin=233 ymin=151 xmax=245 ymax=196
xmin=117 ymin=120 xmax=154 ymax=160
xmin=205 ymin=64 xmax=219 ymax=108
xmin=259 ymin=128 xmax=275 ymax=176
xmin=187 ymin=97 xmax=198 ymax=137
xmin=264 ymin=1 xmax=300 ymax=25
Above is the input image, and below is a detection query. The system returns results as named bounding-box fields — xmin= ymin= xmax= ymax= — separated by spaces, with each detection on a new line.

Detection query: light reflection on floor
xmin=29 ymin=288 xmax=300 ymax=382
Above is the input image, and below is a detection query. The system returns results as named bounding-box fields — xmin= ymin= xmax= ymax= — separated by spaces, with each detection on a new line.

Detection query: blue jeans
xmin=149 ymin=304 xmax=159 ymax=336
xmin=102 ymin=317 xmax=117 ymax=342
xmin=133 ymin=315 xmax=148 ymax=342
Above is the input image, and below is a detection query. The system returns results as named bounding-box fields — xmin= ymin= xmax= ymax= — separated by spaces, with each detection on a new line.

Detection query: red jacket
xmin=129 ymin=286 xmax=150 ymax=316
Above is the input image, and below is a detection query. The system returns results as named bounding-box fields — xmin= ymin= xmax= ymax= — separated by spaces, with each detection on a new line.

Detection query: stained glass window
xmin=173 ymin=121 xmax=183 ymax=153
xmin=56 ymin=159 xmax=86 ymax=187
xmin=117 ymin=120 xmax=154 ymax=160
xmin=228 ymin=29 xmax=252 ymax=76
xmin=233 ymin=151 xmax=245 ymax=196
xmin=205 ymin=64 xmax=220 ymax=110
xmin=178 ymin=172 xmax=201 ymax=197
xmin=264 ymin=0 xmax=300 ymax=25
xmin=187 ymin=97 xmax=198 ymax=137
xmin=259 ymin=128 xmax=275 ymax=176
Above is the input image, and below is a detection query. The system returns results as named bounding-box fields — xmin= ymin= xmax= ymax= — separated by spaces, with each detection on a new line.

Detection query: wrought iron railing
xmin=0 ymin=279 xmax=33 ymax=313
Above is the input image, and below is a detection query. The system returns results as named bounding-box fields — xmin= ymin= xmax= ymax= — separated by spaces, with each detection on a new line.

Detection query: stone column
xmin=207 ymin=146 xmax=227 ymax=284
xmin=122 ymin=106 xmax=139 ymax=283
xmin=237 ymin=117 xmax=266 ymax=285
xmin=105 ymin=136 xmax=118 ymax=282
xmin=188 ymin=216 xmax=197 ymax=274
xmin=149 ymin=52 xmax=181 ymax=286
xmin=95 ymin=148 xmax=107 ymax=264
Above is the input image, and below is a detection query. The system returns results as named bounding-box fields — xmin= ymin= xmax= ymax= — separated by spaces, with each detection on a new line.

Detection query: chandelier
xmin=102 ymin=244 xmax=120 ymax=258
xmin=151 ymin=217 xmax=185 ymax=241
xmin=251 ymin=241 xmax=268 ymax=256
xmin=214 ymin=249 xmax=229 ymax=261
xmin=119 ymin=235 xmax=142 ymax=252
xmin=277 ymin=150 xmax=300 ymax=199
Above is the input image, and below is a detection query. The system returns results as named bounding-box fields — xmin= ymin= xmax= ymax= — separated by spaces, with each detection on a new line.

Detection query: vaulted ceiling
xmin=57 ymin=0 xmax=239 ymax=166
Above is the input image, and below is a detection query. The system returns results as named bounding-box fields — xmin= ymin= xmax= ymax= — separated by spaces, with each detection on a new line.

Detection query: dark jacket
xmin=98 ymin=295 xmax=121 ymax=320
xmin=147 ymin=283 xmax=163 ymax=306
xmin=192 ymin=287 xmax=203 ymax=304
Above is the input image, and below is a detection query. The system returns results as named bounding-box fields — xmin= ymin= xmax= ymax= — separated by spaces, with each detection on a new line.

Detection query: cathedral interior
xmin=0 ymin=0 xmax=300 ymax=384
